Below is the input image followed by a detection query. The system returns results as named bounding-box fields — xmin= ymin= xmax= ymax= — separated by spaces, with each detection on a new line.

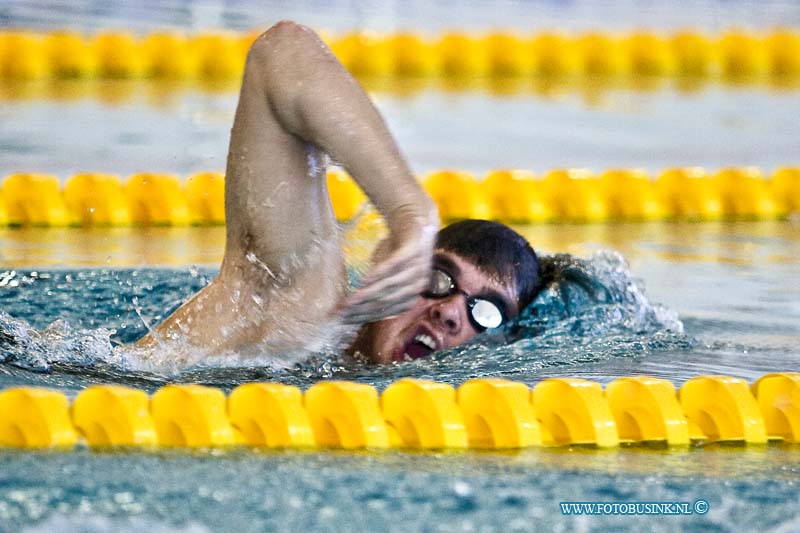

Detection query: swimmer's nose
xmin=429 ymin=296 xmax=463 ymax=334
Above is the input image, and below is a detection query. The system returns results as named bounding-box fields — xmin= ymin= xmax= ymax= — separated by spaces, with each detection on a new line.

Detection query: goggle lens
xmin=428 ymin=269 xmax=453 ymax=296
xmin=469 ymin=299 xmax=504 ymax=329
xmin=424 ymin=269 xmax=505 ymax=331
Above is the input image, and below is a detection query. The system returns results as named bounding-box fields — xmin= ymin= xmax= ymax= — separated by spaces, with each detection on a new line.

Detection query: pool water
xmin=0 ymin=220 xmax=798 ymax=532
xmin=2 ymin=1 xmax=800 ymax=531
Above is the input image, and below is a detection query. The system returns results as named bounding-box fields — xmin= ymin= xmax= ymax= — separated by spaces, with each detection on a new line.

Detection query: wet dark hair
xmin=435 ymin=219 xmax=542 ymax=313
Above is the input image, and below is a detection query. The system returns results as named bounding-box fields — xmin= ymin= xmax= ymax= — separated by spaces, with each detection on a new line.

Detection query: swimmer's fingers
xmin=337 ymin=288 xmax=421 ymax=324
xmin=365 ymin=240 xmax=431 ymax=292
xmin=354 ymin=234 xmax=431 ymax=293
xmin=336 ymin=267 xmax=427 ymax=323
xmin=358 ymin=242 xmax=427 ymax=288
xmin=359 ymin=210 xmax=437 ymax=286
xmin=335 ymin=251 xmax=429 ymax=322
xmin=337 ymin=287 xmax=421 ymax=324
xmin=338 ymin=298 xmax=417 ymax=325
xmin=336 ymin=208 xmax=436 ymax=323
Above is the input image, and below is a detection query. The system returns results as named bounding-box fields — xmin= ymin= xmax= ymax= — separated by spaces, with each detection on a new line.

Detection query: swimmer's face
xmin=354 ymin=251 xmax=519 ymax=364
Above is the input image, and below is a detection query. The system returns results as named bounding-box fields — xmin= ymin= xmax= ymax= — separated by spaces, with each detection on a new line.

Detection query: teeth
xmin=414 ymin=333 xmax=436 ymax=350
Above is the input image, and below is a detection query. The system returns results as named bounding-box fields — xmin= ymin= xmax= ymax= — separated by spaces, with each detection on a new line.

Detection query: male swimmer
xmin=136 ymin=21 xmax=541 ymax=364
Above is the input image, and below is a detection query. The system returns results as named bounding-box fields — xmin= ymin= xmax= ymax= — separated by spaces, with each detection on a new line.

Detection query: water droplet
xmin=453 ymin=481 xmax=472 ymax=497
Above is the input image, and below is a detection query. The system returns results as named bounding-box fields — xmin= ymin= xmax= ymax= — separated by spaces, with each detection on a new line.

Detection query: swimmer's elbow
xmin=268 ymin=20 xmax=315 ymax=39
xmin=247 ymin=20 xmax=321 ymax=68
xmin=244 ymin=20 xmax=335 ymax=128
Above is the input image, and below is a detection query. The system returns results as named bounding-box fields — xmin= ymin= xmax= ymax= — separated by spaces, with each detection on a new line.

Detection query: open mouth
xmin=397 ymin=325 xmax=439 ymax=361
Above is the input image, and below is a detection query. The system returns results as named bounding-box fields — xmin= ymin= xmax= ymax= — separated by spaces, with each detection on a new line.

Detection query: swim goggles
xmin=422 ymin=268 xmax=507 ymax=331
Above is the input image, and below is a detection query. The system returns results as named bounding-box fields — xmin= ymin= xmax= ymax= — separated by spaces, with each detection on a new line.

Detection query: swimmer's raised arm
xmin=136 ymin=21 xmax=543 ymax=365
xmin=138 ymin=21 xmax=437 ymax=355
xmin=226 ymin=21 xmax=437 ymax=321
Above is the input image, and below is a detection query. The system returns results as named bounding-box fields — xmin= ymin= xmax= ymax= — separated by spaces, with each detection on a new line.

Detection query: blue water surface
xmin=0 ymin=222 xmax=798 ymax=532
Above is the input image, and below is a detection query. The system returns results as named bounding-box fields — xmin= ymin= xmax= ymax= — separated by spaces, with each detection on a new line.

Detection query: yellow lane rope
xmin=0 ymin=167 xmax=798 ymax=226
xmin=0 ymin=373 xmax=797 ymax=450
xmin=1 ymin=29 xmax=799 ymax=81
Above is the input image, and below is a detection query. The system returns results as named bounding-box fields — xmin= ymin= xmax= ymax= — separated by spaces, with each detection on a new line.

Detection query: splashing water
xmin=0 ymin=247 xmax=686 ymax=385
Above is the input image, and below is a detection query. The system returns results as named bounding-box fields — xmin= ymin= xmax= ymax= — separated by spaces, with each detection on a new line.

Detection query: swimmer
xmin=136 ymin=21 xmax=541 ymax=364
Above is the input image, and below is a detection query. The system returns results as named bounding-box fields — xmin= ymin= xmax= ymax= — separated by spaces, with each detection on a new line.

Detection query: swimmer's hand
xmin=334 ymin=204 xmax=438 ymax=324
